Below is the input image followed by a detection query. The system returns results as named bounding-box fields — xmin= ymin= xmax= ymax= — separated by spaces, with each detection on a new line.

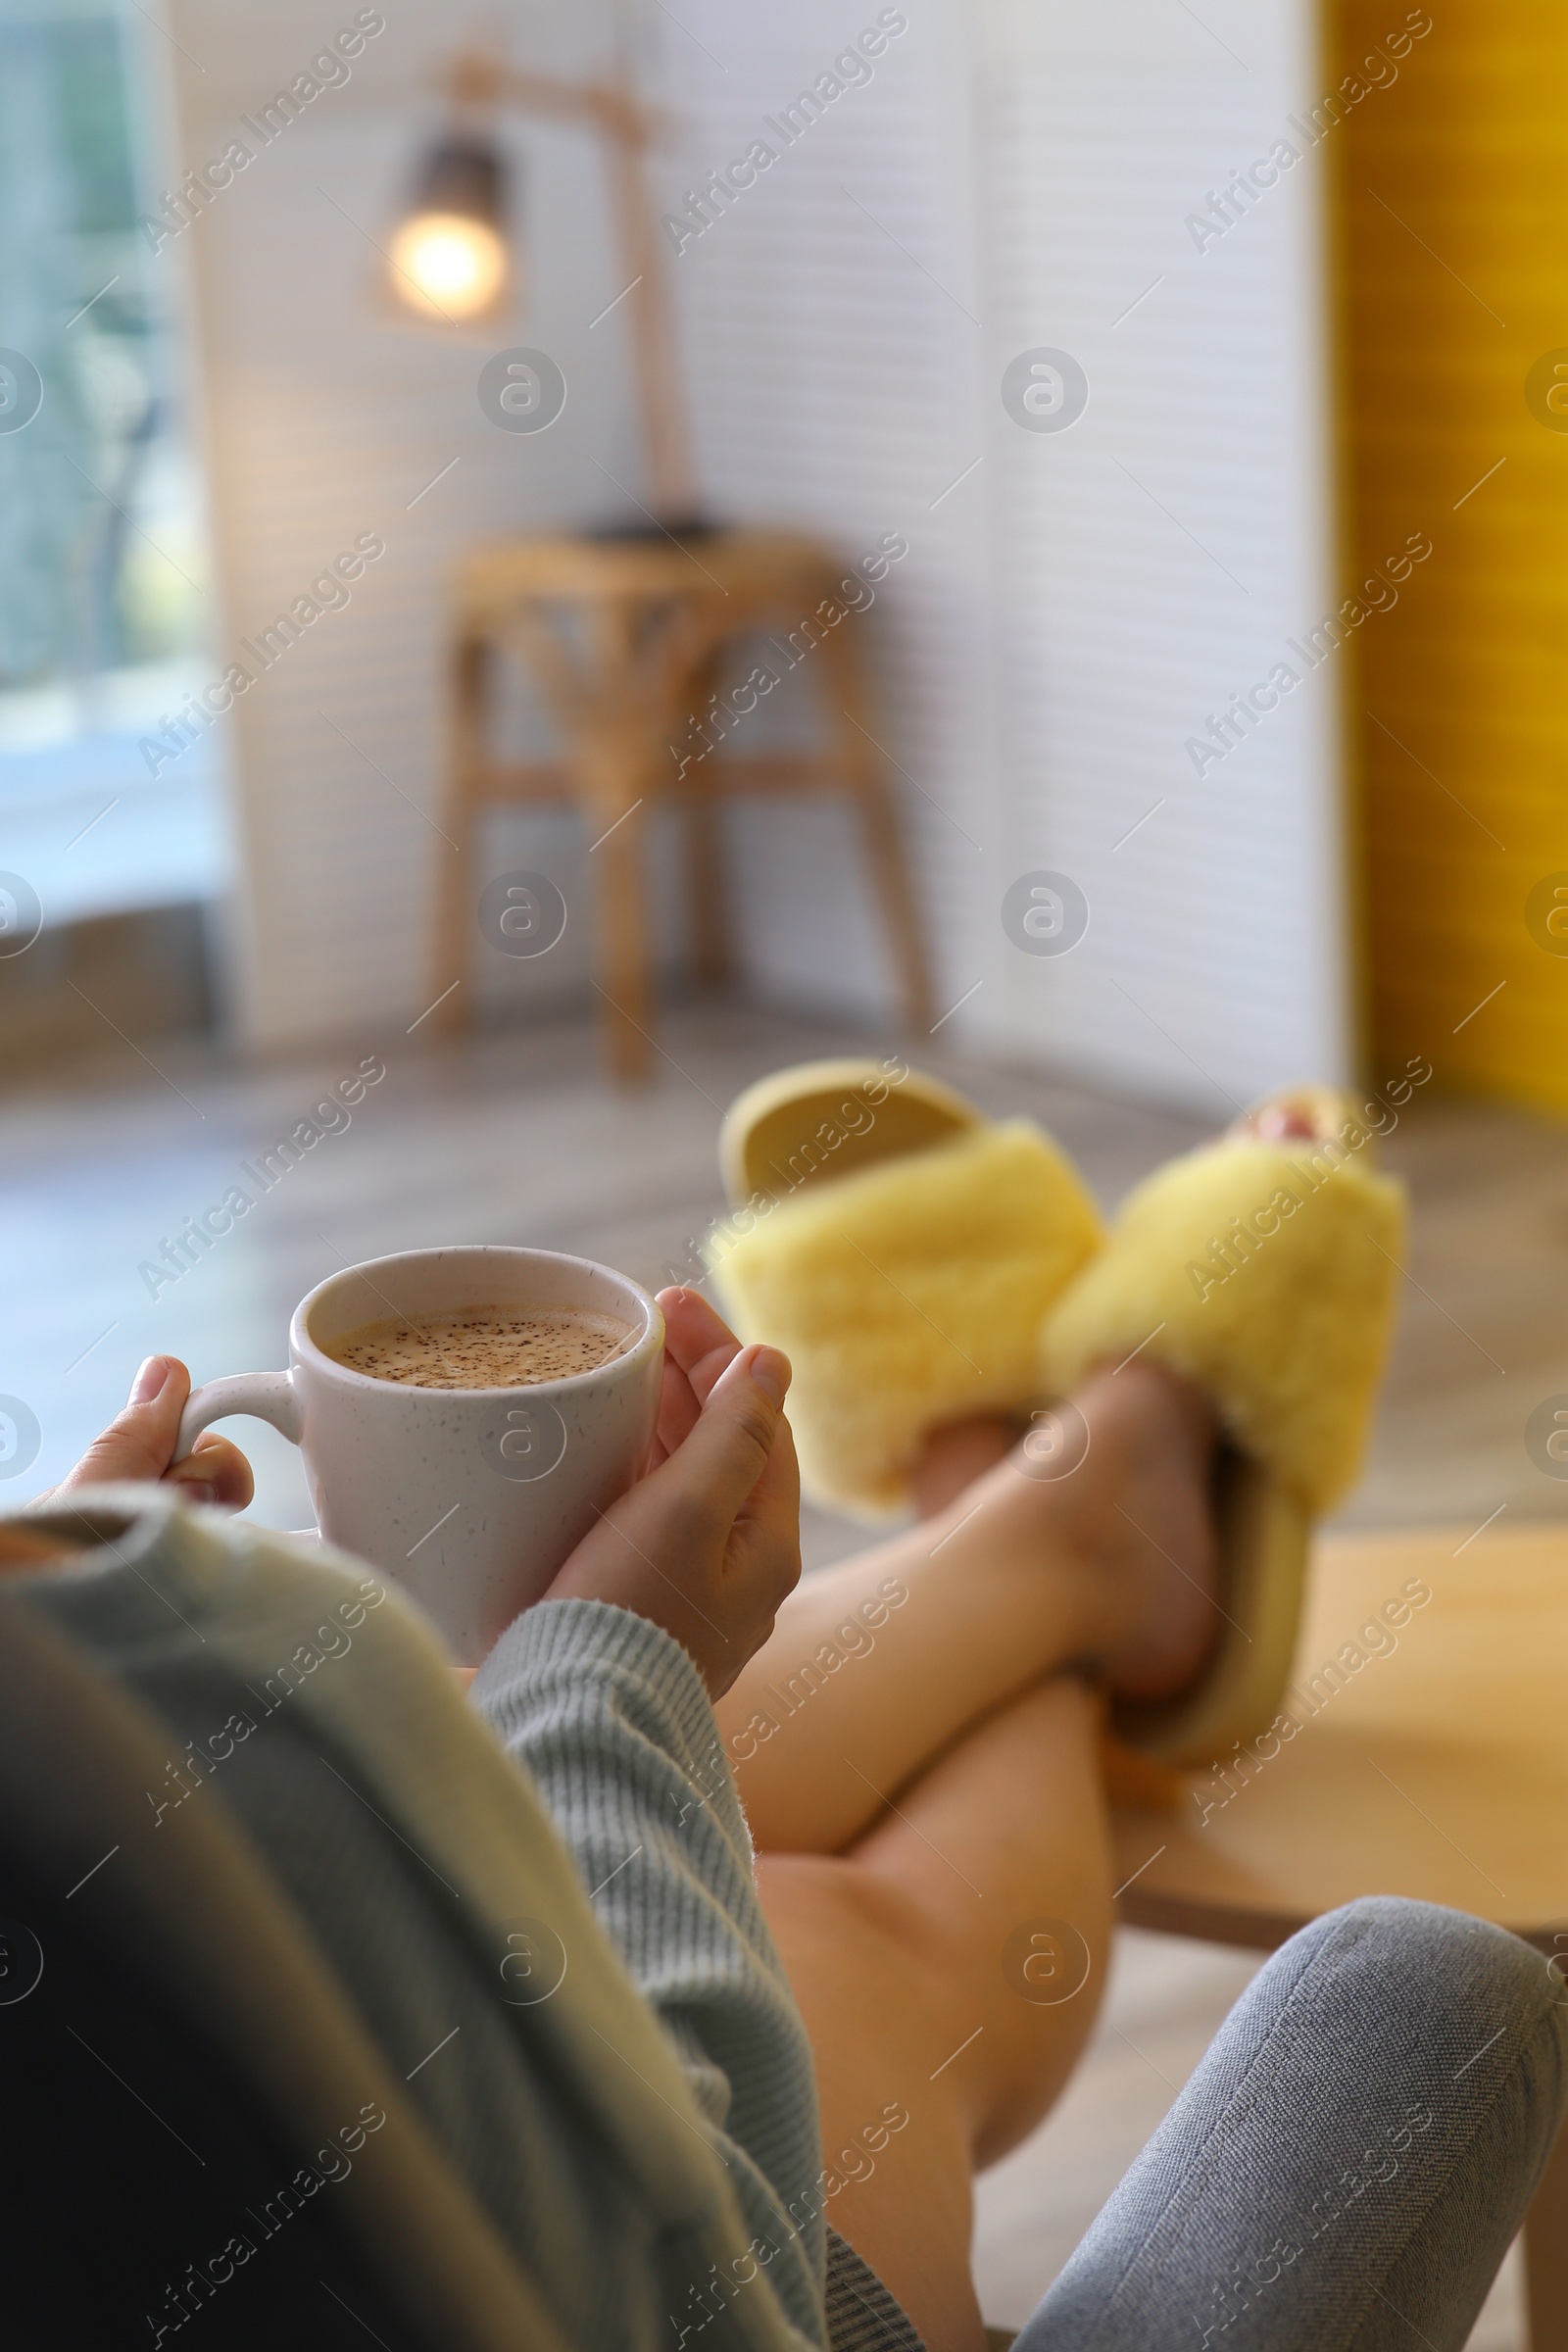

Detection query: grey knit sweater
xmin=479 ymin=1593 xmax=833 ymax=2339
xmin=478 ymin=1597 xmax=924 ymax=2352
xmin=14 ymin=1497 xmax=924 ymax=2352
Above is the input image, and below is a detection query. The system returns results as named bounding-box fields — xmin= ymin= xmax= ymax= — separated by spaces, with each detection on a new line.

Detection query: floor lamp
xmin=388 ymin=48 xmax=698 ymax=523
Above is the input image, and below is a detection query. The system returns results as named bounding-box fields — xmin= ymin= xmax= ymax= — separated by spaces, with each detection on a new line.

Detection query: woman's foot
xmin=1059 ymin=1360 xmax=1222 ymax=1702
xmin=906 ymin=1088 xmax=1356 ymax=1689
xmin=1229 ymin=1087 xmax=1335 ymax=1145
xmin=918 ymin=1360 xmax=1224 ymax=1710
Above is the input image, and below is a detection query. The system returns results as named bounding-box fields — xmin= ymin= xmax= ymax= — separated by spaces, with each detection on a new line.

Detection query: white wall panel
xmin=656 ymin=0 xmax=1349 ymax=1107
xmin=973 ymin=0 xmax=1350 ymax=1107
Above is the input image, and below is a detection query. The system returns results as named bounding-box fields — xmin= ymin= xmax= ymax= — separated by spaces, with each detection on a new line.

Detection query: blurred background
xmin=1 ymin=0 xmax=1562 ymax=2338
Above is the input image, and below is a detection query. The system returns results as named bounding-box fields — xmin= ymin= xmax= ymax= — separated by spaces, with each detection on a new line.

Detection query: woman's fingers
xmin=53 ymin=1355 xmax=191 ymax=1494
xmin=659 ymin=1285 xmax=737 ymax=1364
xmin=738 ymin=1397 xmax=802 ymax=1549
xmin=653 ymin=1348 xmax=704 ymax=1465
xmin=651 ymin=1288 xmax=748 ymax=1463
xmin=658 ymin=1287 xmax=745 ymax=1405
xmin=166 ymin=1433 xmax=255 ymax=1511
xmin=49 ymin=1354 xmax=255 ymax=1509
xmin=665 ymin=1346 xmax=795 ymax=1534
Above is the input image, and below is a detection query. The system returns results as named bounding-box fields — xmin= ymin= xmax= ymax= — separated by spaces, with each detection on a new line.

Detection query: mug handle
xmin=176 ymin=1372 xmax=303 ymax=1459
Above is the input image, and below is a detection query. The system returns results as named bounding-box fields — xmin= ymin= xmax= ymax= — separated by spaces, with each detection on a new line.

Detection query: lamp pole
xmin=448 ymin=51 xmax=697 ymax=520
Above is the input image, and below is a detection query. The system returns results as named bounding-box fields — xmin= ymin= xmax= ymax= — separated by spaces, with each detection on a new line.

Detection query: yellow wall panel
xmin=1333 ymin=1 xmax=1568 ymax=1111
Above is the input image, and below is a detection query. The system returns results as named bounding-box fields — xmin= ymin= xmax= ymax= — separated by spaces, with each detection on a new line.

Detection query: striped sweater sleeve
xmin=471 ymin=1597 xmax=829 ymax=2349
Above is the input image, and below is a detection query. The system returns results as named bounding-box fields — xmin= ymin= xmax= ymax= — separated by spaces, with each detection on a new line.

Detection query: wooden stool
xmin=428 ymin=530 xmax=934 ymax=1076
xmin=1111 ymin=1520 xmax=1568 ymax=2349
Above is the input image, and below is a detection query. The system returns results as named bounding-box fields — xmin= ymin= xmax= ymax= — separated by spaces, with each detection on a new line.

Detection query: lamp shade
xmin=390 ymin=133 xmax=511 ymax=320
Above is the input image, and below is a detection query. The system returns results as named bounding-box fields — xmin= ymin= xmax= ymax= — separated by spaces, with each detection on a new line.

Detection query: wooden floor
xmin=3 ymin=999 xmax=1563 ymax=2344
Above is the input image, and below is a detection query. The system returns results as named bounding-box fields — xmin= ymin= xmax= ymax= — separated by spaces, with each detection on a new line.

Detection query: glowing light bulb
xmin=389 ymin=210 xmax=507 ymax=318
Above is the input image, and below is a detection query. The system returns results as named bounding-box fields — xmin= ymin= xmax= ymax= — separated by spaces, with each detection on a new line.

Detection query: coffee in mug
xmin=325 ymin=1308 xmax=635 ymax=1389
xmin=174 ymin=1247 xmax=663 ymax=1661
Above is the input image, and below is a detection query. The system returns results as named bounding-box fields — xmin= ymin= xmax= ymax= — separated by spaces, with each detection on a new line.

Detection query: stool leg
xmin=591 ymin=783 xmax=653 ymax=1081
xmin=665 ymin=639 xmax=731 ymax=990
xmin=685 ymin=798 xmax=731 ymax=989
xmin=428 ymin=630 xmax=487 ymax=1038
xmin=1525 ymin=2110 xmax=1568 ymax=2351
xmin=856 ymin=773 xmax=934 ymax=1032
xmin=817 ymin=626 xmax=934 ymax=1032
xmin=581 ymin=598 xmax=658 ymax=1081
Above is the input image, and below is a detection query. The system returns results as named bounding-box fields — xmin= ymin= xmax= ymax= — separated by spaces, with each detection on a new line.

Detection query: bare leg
xmin=715 ymin=1359 xmax=1220 ymax=1853
xmin=760 ymin=1674 xmax=1110 ymax=2350
xmin=720 ymin=1365 xmax=1221 ymax=2336
xmin=907 ymin=1412 xmax=1018 ymax=1517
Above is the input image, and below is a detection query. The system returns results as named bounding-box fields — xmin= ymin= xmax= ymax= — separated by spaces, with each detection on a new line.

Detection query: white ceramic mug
xmin=176 ymin=1246 xmax=664 ymax=1662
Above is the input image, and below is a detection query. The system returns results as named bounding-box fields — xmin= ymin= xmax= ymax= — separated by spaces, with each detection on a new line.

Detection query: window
xmin=0 ymin=0 xmax=226 ymax=930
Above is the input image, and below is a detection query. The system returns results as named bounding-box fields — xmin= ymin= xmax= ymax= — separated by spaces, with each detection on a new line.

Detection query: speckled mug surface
xmin=175 ymin=1247 xmax=664 ymax=1661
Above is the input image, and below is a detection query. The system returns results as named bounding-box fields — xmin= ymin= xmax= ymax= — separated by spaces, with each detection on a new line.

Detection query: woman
xmin=34 ymin=1233 xmax=1565 ymax=2350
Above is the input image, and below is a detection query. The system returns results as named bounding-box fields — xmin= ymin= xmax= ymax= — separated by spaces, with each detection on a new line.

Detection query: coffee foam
xmin=325 ymin=1306 xmax=633 ymax=1390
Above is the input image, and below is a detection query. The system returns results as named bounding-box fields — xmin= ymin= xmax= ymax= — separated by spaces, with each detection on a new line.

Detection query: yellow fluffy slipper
xmin=708 ymin=1059 xmax=1103 ymax=1515
xmin=1040 ymin=1089 xmax=1407 ymax=1765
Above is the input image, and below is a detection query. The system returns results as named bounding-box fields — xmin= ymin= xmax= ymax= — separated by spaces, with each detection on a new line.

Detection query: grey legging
xmin=1015 ymin=1895 xmax=1568 ymax=2351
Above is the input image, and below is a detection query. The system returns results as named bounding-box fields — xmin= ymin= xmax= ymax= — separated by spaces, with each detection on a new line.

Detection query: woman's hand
xmin=538 ymin=1289 xmax=799 ymax=1697
xmin=49 ymin=1355 xmax=255 ymax=1510
xmin=53 ymin=1306 xmax=798 ymax=1700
